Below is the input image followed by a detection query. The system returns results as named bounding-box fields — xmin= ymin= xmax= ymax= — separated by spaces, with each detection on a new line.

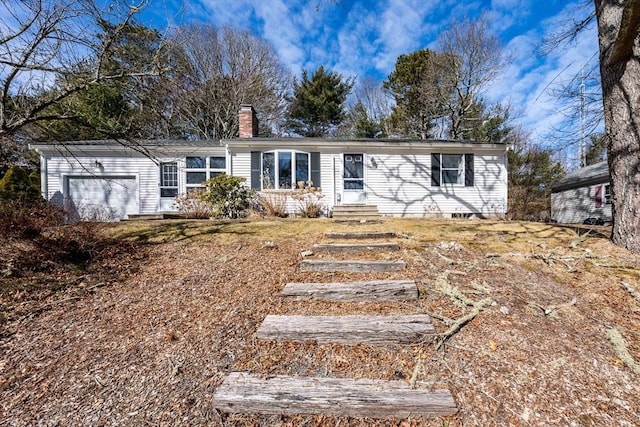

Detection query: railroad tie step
xmin=300 ymin=259 xmax=406 ymax=272
xmin=213 ymin=372 xmax=458 ymax=419
xmin=312 ymin=242 xmax=400 ymax=253
xmin=325 ymin=231 xmax=397 ymax=239
xmin=281 ymin=279 xmax=418 ymax=302
xmin=256 ymin=314 xmax=434 ymax=345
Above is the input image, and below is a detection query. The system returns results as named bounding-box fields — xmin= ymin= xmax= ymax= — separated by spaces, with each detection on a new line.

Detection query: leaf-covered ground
xmin=1 ymin=218 xmax=639 ymax=426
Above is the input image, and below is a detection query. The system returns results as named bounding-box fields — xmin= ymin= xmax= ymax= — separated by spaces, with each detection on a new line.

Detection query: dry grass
xmin=1 ymin=218 xmax=639 ymax=426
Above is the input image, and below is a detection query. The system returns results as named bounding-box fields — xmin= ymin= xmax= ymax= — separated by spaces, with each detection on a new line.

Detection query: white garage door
xmin=67 ymin=176 xmax=139 ymax=221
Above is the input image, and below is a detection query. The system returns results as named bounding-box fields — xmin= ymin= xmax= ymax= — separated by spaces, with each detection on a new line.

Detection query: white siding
xmin=228 ymin=148 xmax=508 ymax=217
xmin=45 ymin=153 xmax=159 ymax=214
xmin=551 ymin=183 xmax=612 ymax=223
xmin=231 ymin=151 xmax=252 ymax=183
xmin=42 ymin=148 xmax=227 ymax=216
xmin=365 ymin=151 xmax=506 ymax=216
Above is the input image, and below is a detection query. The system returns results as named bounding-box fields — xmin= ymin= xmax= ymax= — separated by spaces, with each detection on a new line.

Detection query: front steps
xmin=257 ymin=314 xmax=435 ymax=345
xmin=332 ymin=204 xmax=380 ymax=222
xmin=312 ymin=242 xmax=400 ymax=253
xmin=281 ymin=279 xmax=418 ymax=302
xmin=213 ymin=230 xmax=458 ymax=421
xmin=300 ymin=259 xmax=406 ymax=272
xmin=214 ymin=373 xmax=457 ymax=419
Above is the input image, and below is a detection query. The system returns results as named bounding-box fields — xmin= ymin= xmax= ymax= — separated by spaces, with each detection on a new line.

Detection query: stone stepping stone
xmin=300 ymin=259 xmax=406 ymax=272
xmin=256 ymin=314 xmax=434 ymax=345
xmin=213 ymin=372 xmax=457 ymax=419
xmin=325 ymin=231 xmax=396 ymax=239
xmin=312 ymin=242 xmax=400 ymax=253
xmin=281 ymin=279 xmax=418 ymax=302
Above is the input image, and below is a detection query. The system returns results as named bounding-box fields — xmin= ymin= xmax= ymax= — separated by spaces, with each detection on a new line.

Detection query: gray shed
xmin=551 ymin=161 xmax=611 ymax=224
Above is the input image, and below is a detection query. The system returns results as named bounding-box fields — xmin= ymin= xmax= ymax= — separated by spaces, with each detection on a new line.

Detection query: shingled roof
xmin=552 ymin=161 xmax=609 ymax=192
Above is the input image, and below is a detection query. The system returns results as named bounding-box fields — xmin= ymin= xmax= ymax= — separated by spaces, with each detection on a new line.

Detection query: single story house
xmin=551 ymin=161 xmax=611 ymax=224
xmin=30 ymin=106 xmax=509 ymax=220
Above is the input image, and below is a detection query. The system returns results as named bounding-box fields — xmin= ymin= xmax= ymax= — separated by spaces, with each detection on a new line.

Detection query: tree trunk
xmin=595 ymin=0 xmax=640 ymax=253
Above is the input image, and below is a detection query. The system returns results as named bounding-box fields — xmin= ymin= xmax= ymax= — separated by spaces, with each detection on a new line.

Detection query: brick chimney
xmin=238 ymin=105 xmax=259 ymax=138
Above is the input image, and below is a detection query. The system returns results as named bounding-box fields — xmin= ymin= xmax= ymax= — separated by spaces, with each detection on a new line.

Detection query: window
xmin=441 ymin=154 xmax=463 ymax=184
xmin=261 ymin=151 xmax=310 ymax=190
xmin=431 ymin=153 xmax=474 ymax=187
xmin=160 ymin=162 xmax=178 ymax=197
xmin=605 ymin=184 xmax=612 ymax=204
xmin=185 ymin=155 xmax=226 ymax=192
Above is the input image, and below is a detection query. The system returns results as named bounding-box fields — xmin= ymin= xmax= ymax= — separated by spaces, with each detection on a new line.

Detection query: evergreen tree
xmin=383 ymin=49 xmax=452 ymax=139
xmin=507 ymin=142 xmax=565 ymax=221
xmin=286 ymin=66 xmax=354 ymax=137
xmin=584 ymin=133 xmax=607 ymax=166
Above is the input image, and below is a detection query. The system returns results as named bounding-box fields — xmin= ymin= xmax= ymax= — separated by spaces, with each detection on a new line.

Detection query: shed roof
xmin=552 ymin=161 xmax=609 ymax=192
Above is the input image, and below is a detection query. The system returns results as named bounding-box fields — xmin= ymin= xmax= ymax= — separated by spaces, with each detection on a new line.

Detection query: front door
xmin=342 ymin=153 xmax=366 ymax=204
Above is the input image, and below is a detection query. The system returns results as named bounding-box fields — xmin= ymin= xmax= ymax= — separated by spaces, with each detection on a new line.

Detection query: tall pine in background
xmin=286 ymin=66 xmax=353 ymax=137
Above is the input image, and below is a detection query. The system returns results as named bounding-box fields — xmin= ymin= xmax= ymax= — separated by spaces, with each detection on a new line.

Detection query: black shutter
xmin=431 ymin=153 xmax=441 ymax=187
xmin=465 ymin=153 xmax=474 ymax=187
xmin=250 ymin=151 xmax=261 ymax=190
xmin=310 ymin=152 xmax=321 ymax=188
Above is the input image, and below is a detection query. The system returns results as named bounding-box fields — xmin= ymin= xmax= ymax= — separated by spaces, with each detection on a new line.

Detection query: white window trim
xmin=185 ymin=155 xmax=226 ymax=191
xmin=440 ymin=153 xmax=465 ymax=186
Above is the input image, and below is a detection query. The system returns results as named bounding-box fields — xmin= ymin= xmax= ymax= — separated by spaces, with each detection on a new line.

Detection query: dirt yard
xmin=1 ymin=218 xmax=639 ymax=426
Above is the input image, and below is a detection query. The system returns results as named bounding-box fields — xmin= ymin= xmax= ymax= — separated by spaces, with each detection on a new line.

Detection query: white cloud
xmin=485 ymin=0 xmax=600 ymax=145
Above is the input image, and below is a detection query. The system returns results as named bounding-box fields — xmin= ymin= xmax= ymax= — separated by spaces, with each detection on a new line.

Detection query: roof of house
xmin=552 ymin=161 xmax=609 ymax=192
xmin=31 ymin=137 xmax=509 ymax=154
xmin=29 ymin=139 xmax=225 ymax=155
xmin=224 ymin=137 xmax=507 ymax=152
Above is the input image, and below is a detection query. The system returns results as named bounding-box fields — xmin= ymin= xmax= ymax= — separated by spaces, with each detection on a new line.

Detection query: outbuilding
xmin=550 ymin=161 xmax=611 ymax=224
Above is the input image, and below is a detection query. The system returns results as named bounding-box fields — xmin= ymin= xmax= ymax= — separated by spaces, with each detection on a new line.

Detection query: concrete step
xmin=332 ymin=205 xmax=380 ymax=221
xmin=214 ymin=373 xmax=457 ymax=419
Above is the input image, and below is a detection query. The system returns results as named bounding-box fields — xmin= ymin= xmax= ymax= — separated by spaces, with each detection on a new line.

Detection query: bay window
xmin=261 ymin=150 xmax=310 ymax=190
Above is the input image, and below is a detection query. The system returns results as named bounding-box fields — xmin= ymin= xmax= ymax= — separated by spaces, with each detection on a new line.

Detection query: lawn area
xmin=1 ymin=218 xmax=639 ymax=426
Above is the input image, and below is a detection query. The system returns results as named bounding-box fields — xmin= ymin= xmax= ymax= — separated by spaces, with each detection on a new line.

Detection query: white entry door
xmin=67 ymin=176 xmax=139 ymax=221
xmin=342 ymin=153 xmax=366 ymax=204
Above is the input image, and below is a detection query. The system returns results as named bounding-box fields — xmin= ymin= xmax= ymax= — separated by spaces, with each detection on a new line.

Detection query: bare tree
xmin=0 ymin=0 xmax=162 ymax=140
xmin=594 ymin=0 xmax=640 ymax=253
xmin=159 ymin=24 xmax=291 ymax=139
xmin=436 ymin=15 xmax=505 ymax=140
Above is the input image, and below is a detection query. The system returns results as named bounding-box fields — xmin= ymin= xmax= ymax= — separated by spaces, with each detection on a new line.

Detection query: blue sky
xmin=141 ymin=0 xmax=600 ymax=153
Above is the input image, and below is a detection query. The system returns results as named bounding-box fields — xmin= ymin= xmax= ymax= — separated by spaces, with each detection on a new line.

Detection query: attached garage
xmin=66 ymin=176 xmax=139 ymax=221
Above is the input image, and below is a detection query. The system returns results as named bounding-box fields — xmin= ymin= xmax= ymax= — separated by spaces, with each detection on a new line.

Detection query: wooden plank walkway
xmin=300 ymin=259 xmax=406 ymax=272
xmin=257 ymin=314 xmax=434 ymax=345
xmin=281 ymin=279 xmax=418 ymax=302
xmin=325 ymin=231 xmax=396 ymax=240
xmin=312 ymin=242 xmax=400 ymax=253
xmin=214 ymin=372 xmax=458 ymax=419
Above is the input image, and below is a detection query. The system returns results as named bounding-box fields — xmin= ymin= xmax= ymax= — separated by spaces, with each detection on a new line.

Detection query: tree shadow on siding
xmin=366 ymin=154 xmax=504 ymax=217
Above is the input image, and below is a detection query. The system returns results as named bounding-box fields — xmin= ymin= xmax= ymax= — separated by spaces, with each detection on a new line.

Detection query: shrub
xmin=257 ymin=191 xmax=289 ymax=217
xmin=291 ymin=187 xmax=324 ymax=218
xmin=201 ymin=174 xmax=253 ymax=219
xmin=0 ymin=166 xmax=41 ymax=202
xmin=174 ymin=190 xmax=215 ymax=219
xmin=0 ymin=198 xmax=64 ymax=239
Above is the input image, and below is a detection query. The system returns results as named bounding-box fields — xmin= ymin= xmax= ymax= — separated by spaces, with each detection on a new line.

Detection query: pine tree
xmin=286 ymin=66 xmax=354 ymax=137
